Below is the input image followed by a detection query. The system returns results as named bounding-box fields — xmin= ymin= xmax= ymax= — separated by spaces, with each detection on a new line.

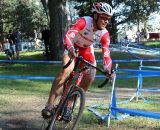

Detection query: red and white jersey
xmin=64 ymin=16 xmax=112 ymax=70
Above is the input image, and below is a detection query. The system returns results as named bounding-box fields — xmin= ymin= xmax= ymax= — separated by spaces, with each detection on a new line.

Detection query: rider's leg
xmin=65 ymin=68 xmax=96 ymax=107
xmin=42 ymin=54 xmax=74 ymax=118
xmin=80 ymin=68 xmax=96 ymax=91
xmin=77 ymin=45 xmax=96 ymax=91
xmin=62 ymin=68 xmax=96 ymax=122
xmin=46 ymin=54 xmax=74 ymax=109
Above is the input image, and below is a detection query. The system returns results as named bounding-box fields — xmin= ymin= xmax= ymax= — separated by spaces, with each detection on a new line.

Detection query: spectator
xmin=41 ymin=25 xmax=50 ymax=56
xmin=13 ymin=28 xmax=22 ymax=59
xmin=0 ymin=41 xmax=3 ymax=52
xmin=31 ymin=28 xmax=39 ymax=50
xmin=136 ymin=30 xmax=141 ymax=43
xmin=8 ymin=30 xmax=16 ymax=58
xmin=3 ymin=38 xmax=13 ymax=60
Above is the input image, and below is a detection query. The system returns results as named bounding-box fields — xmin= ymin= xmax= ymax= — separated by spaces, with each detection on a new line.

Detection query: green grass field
xmin=0 ymin=50 xmax=160 ymax=130
xmin=144 ymin=41 xmax=160 ymax=48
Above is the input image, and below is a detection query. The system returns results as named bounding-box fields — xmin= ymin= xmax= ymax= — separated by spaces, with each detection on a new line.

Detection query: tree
xmin=115 ymin=0 xmax=159 ymax=29
xmin=71 ymin=0 xmax=159 ymax=43
xmin=48 ymin=0 xmax=67 ymax=60
xmin=0 ymin=0 xmax=48 ymax=41
xmin=13 ymin=0 xmax=48 ymax=38
xmin=0 ymin=0 xmax=17 ymax=41
xmin=42 ymin=0 xmax=159 ymax=60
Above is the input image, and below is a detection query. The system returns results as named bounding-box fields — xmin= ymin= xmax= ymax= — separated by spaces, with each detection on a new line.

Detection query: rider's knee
xmin=62 ymin=67 xmax=73 ymax=77
xmin=84 ymin=68 xmax=96 ymax=81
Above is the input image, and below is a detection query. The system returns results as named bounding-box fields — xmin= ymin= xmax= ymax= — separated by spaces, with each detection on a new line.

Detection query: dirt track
xmin=0 ymin=89 xmax=113 ymax=130
xmin=0 ymin=94 xmax=45 ymax=130
xmin=0 ymin=89 xmax=158 ymax=130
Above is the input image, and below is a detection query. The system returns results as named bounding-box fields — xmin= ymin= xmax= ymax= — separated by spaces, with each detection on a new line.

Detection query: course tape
xmin=0 ymin=75 xmax=55 ymax=80
xmin=0 ymin=70 xmax=160 ymax=81
xmin=132 ymin=44 xmax=159 ymax=51
xmin=0 ymin=60 xmax=62 ymax=64
xmin=0 ymin=58 xmax=160 ymax=64
xmin=141 ymin=66 xmax=160 ymax=69
xmin=117 ymin=69 xmax=160 ymax=75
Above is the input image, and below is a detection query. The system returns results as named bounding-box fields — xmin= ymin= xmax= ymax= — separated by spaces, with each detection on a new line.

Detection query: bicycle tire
xmin=47 ymin=86 xmax=85 ymax=130
xmin=66 ymin=86 xmax=85 ymax=130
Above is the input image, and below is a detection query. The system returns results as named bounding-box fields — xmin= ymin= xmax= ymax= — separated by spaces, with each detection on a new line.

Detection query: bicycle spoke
xmin=48 ymin=87 xmax=85 ymax=130
xmin=62 ymin=87 xmax=85 ymax=130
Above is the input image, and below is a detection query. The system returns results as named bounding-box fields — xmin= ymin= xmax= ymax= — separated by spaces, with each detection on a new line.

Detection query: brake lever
xmin=98 ymin=65 xmax=117 ymax=88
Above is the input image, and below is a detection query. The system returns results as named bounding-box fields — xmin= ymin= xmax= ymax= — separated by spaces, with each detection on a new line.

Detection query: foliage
xmin=0 ymin=0 xmax=48 ymax=40
xmin=70 ymin=0 xmax=159 ymax=43
xmin=115 ymin=0 xmax=159 ymax=27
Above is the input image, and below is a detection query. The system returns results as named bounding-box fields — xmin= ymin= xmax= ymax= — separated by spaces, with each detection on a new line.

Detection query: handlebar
xmin=63 ymin=58 xmax=74 ymax=69
xmin=98 ymin=78 xmax=109 ymax=88
xmin=63 ymin=55 xmax=115 ymax=88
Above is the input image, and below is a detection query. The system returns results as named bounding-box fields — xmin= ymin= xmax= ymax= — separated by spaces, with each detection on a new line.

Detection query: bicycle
xmin=41 ymin=55 xmax=110 ymax=130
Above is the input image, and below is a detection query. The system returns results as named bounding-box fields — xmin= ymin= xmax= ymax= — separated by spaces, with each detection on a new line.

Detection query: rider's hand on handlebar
xmin=68 ymin=46 xmax=77 ymax=58
xmin=105 ymin=68 xmax=116 ymax=79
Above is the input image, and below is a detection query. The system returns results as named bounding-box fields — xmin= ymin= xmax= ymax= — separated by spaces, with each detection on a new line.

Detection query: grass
xmin=0 ymin=50 xmax=160 ymax=129
xmin=143 ymin=41 xmax=160 ymax=48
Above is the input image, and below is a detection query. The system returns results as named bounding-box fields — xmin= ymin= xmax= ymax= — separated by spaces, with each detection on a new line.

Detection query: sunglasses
xmin=99 ymin=15 xmax=111 ymax=21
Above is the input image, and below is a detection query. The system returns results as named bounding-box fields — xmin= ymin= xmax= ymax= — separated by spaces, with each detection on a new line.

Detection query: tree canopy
xmin=0 ymin=0 xmax=48 ymax=41
xmin=0 ymin=0 xmax=159 ymax=60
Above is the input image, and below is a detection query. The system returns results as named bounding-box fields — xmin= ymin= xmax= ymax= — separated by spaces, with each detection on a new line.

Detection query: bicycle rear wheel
xmin=48 ymin=86 xmax=85 ymax=130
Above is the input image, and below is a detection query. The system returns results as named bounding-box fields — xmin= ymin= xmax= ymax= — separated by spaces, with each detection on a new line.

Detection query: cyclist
xmin=42 ymin=2 xmax=115 ymax=122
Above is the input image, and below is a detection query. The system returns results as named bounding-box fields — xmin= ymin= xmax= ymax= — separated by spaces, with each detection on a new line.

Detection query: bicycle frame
xmin=58 ymin=57 xmax=86 ymax=108
xmin=60 ymin=56 xmax=108 ymax=106
xmin=47 ymin=56 xmax=109 ymax=130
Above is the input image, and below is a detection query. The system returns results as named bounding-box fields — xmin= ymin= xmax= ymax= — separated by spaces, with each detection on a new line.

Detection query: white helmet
xmin=92 ymin=2 xmax=113 ymax=16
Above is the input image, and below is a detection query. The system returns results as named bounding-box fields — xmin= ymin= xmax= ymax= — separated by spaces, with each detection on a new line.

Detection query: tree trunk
xmin=48 ymin=0 xmax=67 ymax=60
xmin=111 ymin=15 xmax=117 ymax=44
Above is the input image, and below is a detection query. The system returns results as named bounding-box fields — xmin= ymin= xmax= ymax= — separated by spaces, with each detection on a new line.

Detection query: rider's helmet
xmin=92 ymin=2 xmax=113 ymax=16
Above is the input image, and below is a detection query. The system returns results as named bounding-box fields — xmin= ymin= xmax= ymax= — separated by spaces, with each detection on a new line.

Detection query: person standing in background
xmin=0 ymin=41 xmax=3 ymax=52
xmin=13 ymin=28 xmax=22 ymax=59
xmin=8 ymin=30 xmax=16 ymax=58
xmin=3 ymin=38 xmax=13 ymax=60
xmin=41 ymin=25 xmax=50 ymax=57
xmin=31 ymin=28 xmax=39 ymax=50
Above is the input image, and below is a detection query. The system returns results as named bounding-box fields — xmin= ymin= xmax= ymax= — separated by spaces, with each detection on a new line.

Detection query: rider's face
xmin=96 ymin=14 xmax=111 ymax=30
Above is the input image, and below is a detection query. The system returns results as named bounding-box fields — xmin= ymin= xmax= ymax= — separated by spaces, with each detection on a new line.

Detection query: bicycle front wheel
xmin=65 ymin=86 xmax=85 ymax=130
xmin=49 ymin=86 xmax=85 ymax=130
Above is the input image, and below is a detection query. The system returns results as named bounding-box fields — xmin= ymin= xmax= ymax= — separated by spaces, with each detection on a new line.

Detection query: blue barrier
xmin=1 ymin=58 xmax=160 ymax=64
xmin=88 ymin=75 xmax=160 ymax=128
xmin=0 ymin=75 xmax=55 ymax=80
xmin=135 ymin=64 xmax=160 ymax=103
xmin=0 ymin=73 xmax=159 ymax=80
xmin=0 ymin=60 xmax=62 ymax=64
xmin=0 ymin=69 xmax=160 ymax=80
xmin=117 ymin=69 xmax=160 ymax=75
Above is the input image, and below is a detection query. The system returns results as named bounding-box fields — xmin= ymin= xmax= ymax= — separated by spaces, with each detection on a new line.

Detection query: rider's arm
xmin=100 ymin=32 xmax=112 ymax=73
xmin=64 ymin=18 xmax=86 ymax=50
